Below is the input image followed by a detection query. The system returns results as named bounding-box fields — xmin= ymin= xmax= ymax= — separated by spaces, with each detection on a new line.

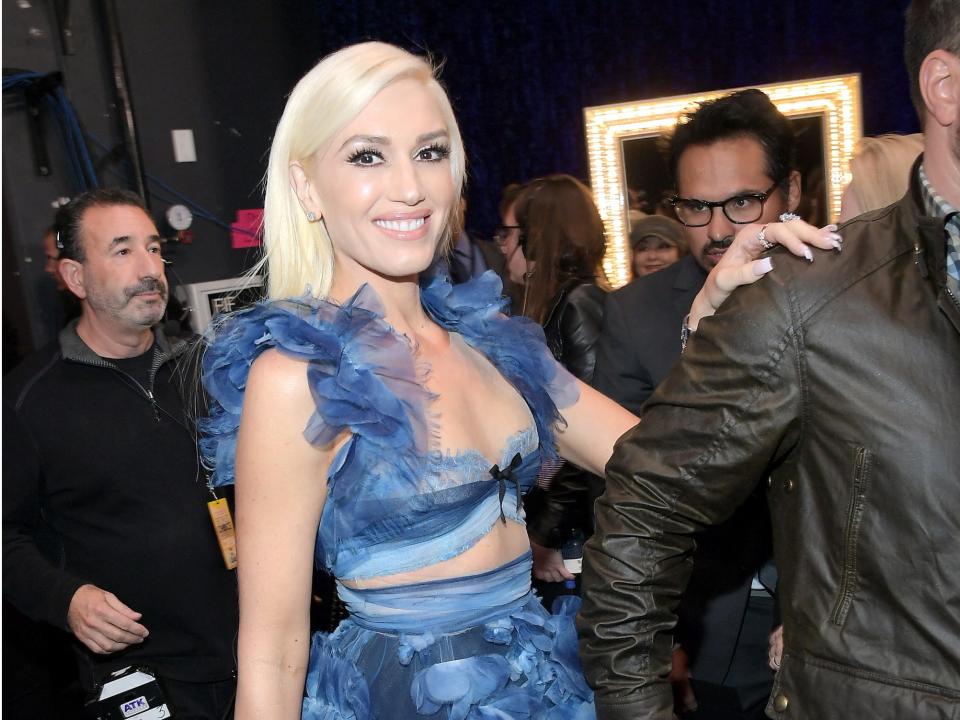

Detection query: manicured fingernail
xmin=824 ymin=224 xmax=838 ymax=231
xmin=755 ymin=256 xmax=774 ymax=275
xmin=803 ymin=247 xmax=813 ymax=263
xmin=832 ymin=239 xmax=842 ymax=252
xmin=830 ymin=233 xmax=842 ymax=242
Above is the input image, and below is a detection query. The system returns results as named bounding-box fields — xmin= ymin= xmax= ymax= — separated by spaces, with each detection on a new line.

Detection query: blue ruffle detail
xmin=200 ymin=284 xmax=433 ymax=490
xmin=302 ymin=632 xmax=371 ymax=720
xmin=420 ymin=272 xmax=578 ymax=465
xmin=403 ymin=596 xmax=592 ymax=720
xmin=200 ymin=270 xmax=576 ymax=497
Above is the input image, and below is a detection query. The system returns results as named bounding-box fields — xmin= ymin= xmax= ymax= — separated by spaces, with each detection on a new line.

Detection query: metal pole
xmin=100 ymin=0 xmax=149 ymax=207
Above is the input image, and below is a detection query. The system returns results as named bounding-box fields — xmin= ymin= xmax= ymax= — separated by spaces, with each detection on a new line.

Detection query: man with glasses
xmin=590 ymin=89 xmax=800 ymax=719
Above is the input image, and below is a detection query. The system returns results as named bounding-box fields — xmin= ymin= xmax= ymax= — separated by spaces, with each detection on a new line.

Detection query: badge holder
xmin=85 ymin=665 xmax=171 ymax=719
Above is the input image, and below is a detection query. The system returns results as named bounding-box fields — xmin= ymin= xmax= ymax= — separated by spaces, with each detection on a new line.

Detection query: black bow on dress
xmin=489 ymin=452 xmax=523 ymax=524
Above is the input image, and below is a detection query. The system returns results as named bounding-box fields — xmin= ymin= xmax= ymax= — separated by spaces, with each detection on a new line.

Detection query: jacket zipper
xmin=830 ymin=446 xmax=869 ymax=626
xmin=89 ymin=351 xmax=166 ymax=423
xmin=947 ymin=285 xmax=960 ymax=313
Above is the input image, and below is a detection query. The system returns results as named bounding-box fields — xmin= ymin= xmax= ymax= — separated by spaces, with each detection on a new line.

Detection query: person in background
xmin=629 ymin=215 xmax=688 ymax=279
xmin=4 ymin=188 xmax=239 ymax=719
xmin=507 ymin=175 xmax=609 ymax=604
xmin=839 ymin=133 xmax=925 ymax=222
xmin=591 ymin=88 xmax=804 ymax=720
xmin=493 ymin=183 xmax=527 ymax=290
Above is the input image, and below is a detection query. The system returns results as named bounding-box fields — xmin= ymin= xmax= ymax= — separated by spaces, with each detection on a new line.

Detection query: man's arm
xmin=578 ymin=275 xmax=803 ymax=719
xmin=2 ymin=399 xmax=148 ymax=652
xmin=592 ymin=290 xmax=655 ymax=415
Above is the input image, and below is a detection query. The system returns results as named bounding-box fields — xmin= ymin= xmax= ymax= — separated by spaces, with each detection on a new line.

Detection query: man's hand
xmin=768 ymin=624 xmax=784 ymax=670
xmin=669 ymin=646 xmax=697 ymax=715
xmin=67 ymin=584 xmax=149 ymax=654
xmin=530 ymin=540 xmax=575 ymax=583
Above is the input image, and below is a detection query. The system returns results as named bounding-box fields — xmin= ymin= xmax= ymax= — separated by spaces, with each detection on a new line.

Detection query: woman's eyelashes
xmin=346 ymin=147 xmax=384 ymax=166
xmin=416 ymin=143 xmax=451 ymax=162
xmin=345 ymin=143 xmax=450 ymax=167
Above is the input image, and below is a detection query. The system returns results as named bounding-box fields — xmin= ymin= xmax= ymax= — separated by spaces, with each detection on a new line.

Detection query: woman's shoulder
xmin=200 ymin=288 xmax=431 ymax=487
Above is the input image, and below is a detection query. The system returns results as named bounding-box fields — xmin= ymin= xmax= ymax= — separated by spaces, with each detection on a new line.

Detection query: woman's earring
xmin=306 ymin=211 xmax=317 ymax=222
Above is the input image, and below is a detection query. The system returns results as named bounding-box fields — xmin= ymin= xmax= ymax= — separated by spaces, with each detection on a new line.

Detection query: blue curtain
xmin=301 ymin=0 xmax=915 ymax=233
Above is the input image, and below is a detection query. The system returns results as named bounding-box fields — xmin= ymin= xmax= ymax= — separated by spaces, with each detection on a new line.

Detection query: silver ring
xmin=757 ymin=224 xmax=775 ymax=250
xmin=779 ymin=212 xmax=801 ymax=223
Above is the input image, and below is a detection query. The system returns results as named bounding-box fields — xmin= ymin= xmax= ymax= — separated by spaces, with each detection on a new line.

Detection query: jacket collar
xmin=902 ymin=154 xmax=960 ymax=331
xmin=58 ymin=318 xmax=188 ymax=367
xmin=672 ymin=254 xmax=710 ymax=293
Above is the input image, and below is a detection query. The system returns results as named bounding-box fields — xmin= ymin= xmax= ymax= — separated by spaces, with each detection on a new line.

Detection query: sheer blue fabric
xmin=201 ymin=272 xmax=591 ymax=719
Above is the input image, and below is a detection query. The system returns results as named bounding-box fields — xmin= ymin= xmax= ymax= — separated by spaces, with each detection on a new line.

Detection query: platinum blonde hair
xmin=260 ymin=42 xmax=466 ymax=299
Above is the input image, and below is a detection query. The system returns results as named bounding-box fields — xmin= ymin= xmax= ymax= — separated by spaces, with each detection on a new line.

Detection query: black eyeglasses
xmin=669 ymin=180 xmax=782 ymax=228
xmin=493 ymin=225 xmax=521 ymax=242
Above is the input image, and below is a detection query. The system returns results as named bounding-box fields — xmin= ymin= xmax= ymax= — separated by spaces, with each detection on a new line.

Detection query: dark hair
xmin=498 ymin=182 xmax=526 ymax=219
xmin=664 ymin=89 xmax=796 ymax=196
xmin=53 ymin=188 xmax=148 ymax=262
xmin=514 ymin=174 xmax=607 ymax=324
xmin=905 ymin=0 xmax=960 ymax=119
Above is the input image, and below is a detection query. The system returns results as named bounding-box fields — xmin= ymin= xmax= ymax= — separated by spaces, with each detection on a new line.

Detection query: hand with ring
xmin=688 ymin=217 xmax=842 ymax=332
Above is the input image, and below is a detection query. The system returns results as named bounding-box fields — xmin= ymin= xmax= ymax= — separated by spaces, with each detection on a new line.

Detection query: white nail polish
xmin=755 ymin=256 xmax=774 ymax=275
xmin=803 ymin=247 xmax=813 ymax=262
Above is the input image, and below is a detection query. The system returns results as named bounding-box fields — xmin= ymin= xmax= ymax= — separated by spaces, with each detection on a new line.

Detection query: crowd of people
xmin=3 ymin=1 xmax=958 ymax=719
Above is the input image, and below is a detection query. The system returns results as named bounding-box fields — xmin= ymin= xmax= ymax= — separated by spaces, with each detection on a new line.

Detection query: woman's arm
xmin=233 ymin=349 xmax=334 ymax=720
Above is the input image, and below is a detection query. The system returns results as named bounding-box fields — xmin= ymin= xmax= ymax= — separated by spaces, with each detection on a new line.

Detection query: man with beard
xmin=3 ymin=189 xmax=238 ymax=718
xmin=589 ymin=90 xmax=801 ymax=719
xmin=580 ymin=1 xmax=960 ymax=717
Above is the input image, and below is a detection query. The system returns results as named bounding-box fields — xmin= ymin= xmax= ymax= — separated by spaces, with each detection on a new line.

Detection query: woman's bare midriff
xmin=340 ymin=518 xmax=531 ymax=590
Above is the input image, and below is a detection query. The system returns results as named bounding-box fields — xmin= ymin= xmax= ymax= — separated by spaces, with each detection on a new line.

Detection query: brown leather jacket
xmin=579 ymin=166 xmax=960 ymax=719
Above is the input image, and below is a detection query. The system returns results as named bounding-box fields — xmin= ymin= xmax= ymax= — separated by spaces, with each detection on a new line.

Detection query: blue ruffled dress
xmin=200 ymin=272 xmax=595 ymax=720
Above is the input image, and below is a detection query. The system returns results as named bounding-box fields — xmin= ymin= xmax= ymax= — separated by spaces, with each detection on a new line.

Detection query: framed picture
xmin=584 ymin=75 xmax=862 ymax=287
xmin=179 ymin=275 xmax=264 ymax=333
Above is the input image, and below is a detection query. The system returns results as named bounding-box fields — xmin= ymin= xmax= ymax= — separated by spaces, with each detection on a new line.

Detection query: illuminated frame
xmin=584 ymin=74 xmax=862 ymax=287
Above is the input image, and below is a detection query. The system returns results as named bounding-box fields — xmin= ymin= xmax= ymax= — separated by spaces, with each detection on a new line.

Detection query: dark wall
xmin=3 ymin=0 xmax=915 ymax=352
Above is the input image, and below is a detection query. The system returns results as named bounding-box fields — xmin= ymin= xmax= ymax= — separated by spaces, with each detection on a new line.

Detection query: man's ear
xmin=59 ymin=258 xmax=87 ymax=300
xmin=785 ymin=170 xmax=802 ymax=213
xmin=919 ymin=50 xmax=960 ymax=129
xmin=289 ymin=161 xmax=323 ymax=221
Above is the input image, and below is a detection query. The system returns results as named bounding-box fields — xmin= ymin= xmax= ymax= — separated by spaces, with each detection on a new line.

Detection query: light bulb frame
xmin=584 ymin=74 xmax=862 ymax=288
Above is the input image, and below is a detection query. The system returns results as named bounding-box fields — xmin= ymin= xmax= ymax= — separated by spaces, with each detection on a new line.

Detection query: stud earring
xmin=306 ymin=211 xmax=317 ymax=222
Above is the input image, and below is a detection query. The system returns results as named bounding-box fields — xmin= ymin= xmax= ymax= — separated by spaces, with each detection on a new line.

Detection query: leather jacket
xmin=542 ymin=279 xmax=607 ymax=383
xmin=579 ymin=164 xmax=960 ymax=719
xmin=528 ymin=279 xmax=607 ymax=546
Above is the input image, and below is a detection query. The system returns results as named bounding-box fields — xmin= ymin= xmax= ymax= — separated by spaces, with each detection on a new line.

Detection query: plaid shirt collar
xmin=918 ymin=164 xmax=960 ymax=297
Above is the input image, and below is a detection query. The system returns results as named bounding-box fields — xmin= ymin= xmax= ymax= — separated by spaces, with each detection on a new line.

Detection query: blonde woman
xmin=200 ymin=42 xmax=840 ymax=720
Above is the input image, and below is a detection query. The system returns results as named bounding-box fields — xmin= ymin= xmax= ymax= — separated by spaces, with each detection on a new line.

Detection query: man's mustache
xmin=124 ymin=277 xmax=168 ymax=302
xmin=705 ymin=236 xmax=734 ymax=253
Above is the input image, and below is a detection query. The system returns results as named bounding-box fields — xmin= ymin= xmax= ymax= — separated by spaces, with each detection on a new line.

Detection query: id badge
xmin=207 ymin=498 xmax=238 ymax=570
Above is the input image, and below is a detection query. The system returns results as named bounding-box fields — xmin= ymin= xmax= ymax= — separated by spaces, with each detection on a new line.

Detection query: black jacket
xmin=528 ymin=280 xmax=606 ymax=545
xmin=542 ymin=280 xmax=607 ymax=384
xmin=579 ymin=165 xmax=960 ymax=718
xmin=593 ymin=255 xmax=707 ymax=415
xmin=3 ymin=321 xmax=238 ymax=687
